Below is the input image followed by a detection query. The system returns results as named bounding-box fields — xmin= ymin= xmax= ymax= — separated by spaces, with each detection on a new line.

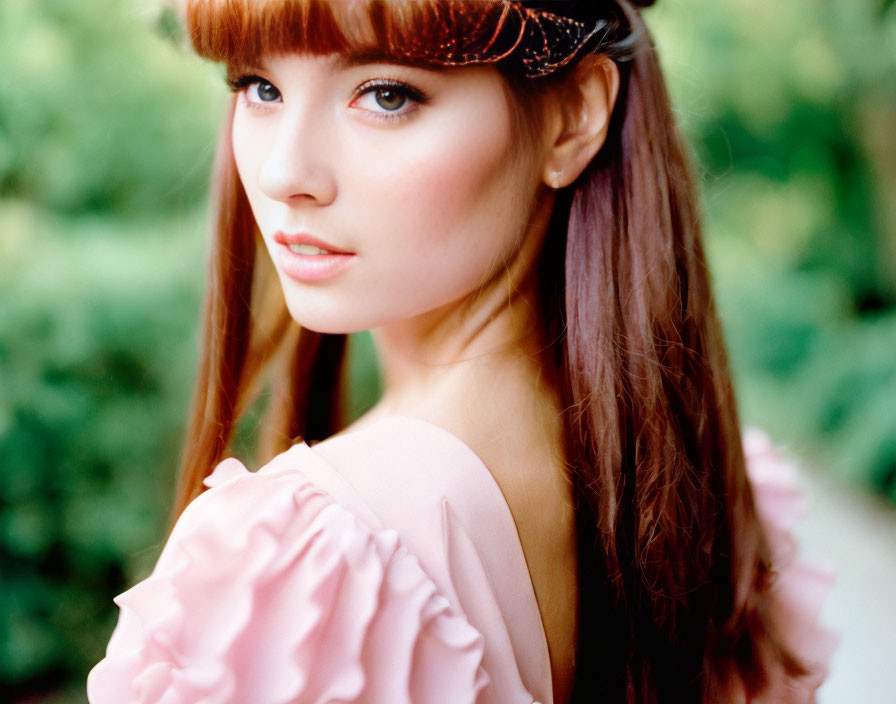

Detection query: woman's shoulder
xmin=87 ymin=416 xmax=553 ymax=704
xmin=87 ymin=444 xmax=491 ymax=704
xmin=229 ymin=415 xmax=535 ymax=586
xmin=742 ymin=429 xmax=838 ymax=702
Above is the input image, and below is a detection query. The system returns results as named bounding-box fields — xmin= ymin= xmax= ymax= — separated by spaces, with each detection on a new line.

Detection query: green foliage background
xmin=1 ymin=0 xmax=894 ymax=700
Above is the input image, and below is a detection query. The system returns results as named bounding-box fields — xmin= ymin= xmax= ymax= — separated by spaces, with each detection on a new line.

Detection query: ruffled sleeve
xmin=87 ymin=456 xmax=489 ymax=704
xmin=742 ymin=429 xmax=838 ymax=703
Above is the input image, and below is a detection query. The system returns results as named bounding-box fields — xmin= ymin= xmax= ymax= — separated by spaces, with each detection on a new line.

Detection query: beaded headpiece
xmin=380 ymin=1 xmax=651 ymax=77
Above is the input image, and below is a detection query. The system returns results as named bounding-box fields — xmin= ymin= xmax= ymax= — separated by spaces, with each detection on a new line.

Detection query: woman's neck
xmin=367 ymin=227 xmax=553 ymax=423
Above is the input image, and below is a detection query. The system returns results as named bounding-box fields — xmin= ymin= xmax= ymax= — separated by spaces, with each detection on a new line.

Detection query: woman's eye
xmin=245 ymin=79 xmax=281 ymax=104
xmin=352 ymin=80 xmax=426 ymax=118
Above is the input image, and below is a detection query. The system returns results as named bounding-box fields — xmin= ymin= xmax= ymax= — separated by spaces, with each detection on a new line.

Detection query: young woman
xmin=88 ymin=1 xmax=835 ymax=702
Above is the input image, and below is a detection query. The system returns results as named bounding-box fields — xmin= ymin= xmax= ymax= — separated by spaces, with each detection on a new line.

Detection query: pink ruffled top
xmin=87 ymin=417 xmax=835 ymax=704
xmin=740 ymin=428 xmax=838 ymax=702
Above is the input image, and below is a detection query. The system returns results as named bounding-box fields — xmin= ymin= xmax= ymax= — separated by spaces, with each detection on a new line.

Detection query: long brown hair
xmin=175 ymin=1 xmax=807 ymax=701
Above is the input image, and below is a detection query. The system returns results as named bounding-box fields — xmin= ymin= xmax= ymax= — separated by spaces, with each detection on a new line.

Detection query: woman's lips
xmin=273 ymin=231 xmax=353 ymax=254
xmin=272 ymin=231 xmax=356 ymax=282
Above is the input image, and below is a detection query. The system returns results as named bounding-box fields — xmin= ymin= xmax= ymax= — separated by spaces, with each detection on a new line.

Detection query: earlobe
xmin=542 ymin=55 xmax=620 ymax=189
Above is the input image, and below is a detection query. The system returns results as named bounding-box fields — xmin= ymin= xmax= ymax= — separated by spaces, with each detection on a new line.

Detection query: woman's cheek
xmin=369 ymin=109 xmax=515 ymax=250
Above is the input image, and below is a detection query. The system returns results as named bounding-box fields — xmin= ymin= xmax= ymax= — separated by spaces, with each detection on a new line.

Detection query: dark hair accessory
xmin=390 ymin=1 xmax=639 ymax=78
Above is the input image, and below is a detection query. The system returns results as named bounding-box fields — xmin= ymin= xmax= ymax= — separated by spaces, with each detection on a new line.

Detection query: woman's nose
xmin=257 ymin=107 xmax=337 ymax=206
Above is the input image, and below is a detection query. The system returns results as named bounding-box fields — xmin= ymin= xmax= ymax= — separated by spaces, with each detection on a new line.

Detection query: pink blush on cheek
xmin=386 ymin=110 xmax=519 ymax=243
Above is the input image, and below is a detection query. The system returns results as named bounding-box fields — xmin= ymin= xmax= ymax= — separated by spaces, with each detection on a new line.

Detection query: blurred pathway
xmin=799 ymin=467 xmax=896 ymax=703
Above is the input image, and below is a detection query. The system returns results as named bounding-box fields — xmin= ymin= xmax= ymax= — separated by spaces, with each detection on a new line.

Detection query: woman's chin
xmin=283 ymin=304 xmax=370 ymax=336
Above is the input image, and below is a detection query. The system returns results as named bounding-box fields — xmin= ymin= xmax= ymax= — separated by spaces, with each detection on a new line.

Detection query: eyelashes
xmin=226 ymin=72 xmax=431 ymax=121
xmin=228 ymin=74 xmax=282 ymax=104
xmin=226 ymin=73 xmax=265 ymax=92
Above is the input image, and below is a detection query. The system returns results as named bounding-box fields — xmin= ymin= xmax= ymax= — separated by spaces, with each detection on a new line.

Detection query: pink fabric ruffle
xmin=742 ymin=429 xmax=838 ymax=703
xmin=87 ymin=458 xmax=489 ymax=704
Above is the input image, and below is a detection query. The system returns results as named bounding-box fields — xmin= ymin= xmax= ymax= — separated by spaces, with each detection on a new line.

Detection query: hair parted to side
xmin=175 ymin=1 xmax=809 ymax=701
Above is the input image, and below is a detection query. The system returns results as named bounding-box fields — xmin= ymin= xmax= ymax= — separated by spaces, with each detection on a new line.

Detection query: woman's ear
xmin=542 ymin=55 xmax=620 ymax=190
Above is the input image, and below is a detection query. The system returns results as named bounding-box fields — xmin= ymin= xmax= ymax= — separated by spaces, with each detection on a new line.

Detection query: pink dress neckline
xmin=308 ymin=414 xmax=556 ymax=704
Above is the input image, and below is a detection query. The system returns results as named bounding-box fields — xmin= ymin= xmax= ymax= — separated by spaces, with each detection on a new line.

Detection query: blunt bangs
xmin=184 ymin=0 xmax=519 ymax=73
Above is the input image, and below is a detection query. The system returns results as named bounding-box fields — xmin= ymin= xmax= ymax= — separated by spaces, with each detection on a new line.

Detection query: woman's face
xmin=231 ymin=52 xmax=551 ymax=334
